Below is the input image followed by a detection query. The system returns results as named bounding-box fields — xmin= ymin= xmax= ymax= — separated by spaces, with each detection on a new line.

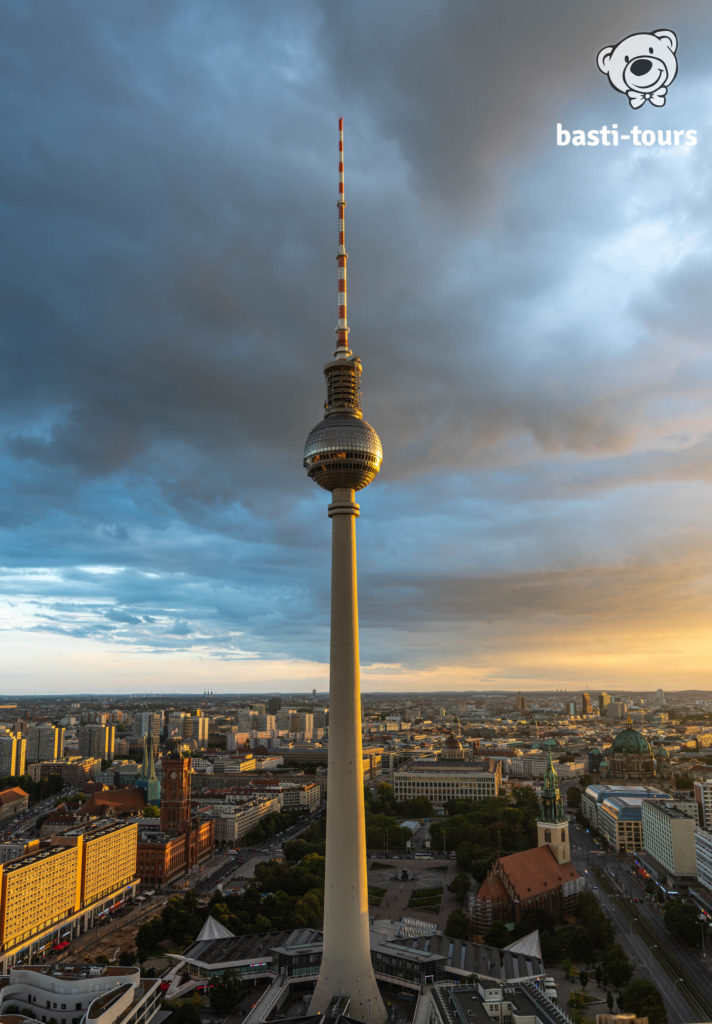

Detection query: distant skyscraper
xmin=303 ymin=119 xmax=386 ymax=1024
xmin=567 ymin=700 xmax=577 ymax=718
xmin=581 ymin=692 xmax=593 ymax=716
xmin=515 ymin=692 xmax=527 ymax=712
xmin=599 ymin=691 xmax=611 ymax=714
xmin=656 ymin=688 xmax=665 ymax=706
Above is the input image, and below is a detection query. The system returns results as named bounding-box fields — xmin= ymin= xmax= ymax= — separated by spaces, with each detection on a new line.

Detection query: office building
xmin=694 ymin=780 xmax=712 ymax=828
xmin=393 ymin=758 xmax=501 ymax=806
xmin=641 ymin=799 xmax=697 ymax=885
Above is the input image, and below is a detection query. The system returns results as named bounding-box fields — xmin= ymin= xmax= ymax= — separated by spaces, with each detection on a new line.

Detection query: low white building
xmin=0 ymin=964 xmax=161 ymax=1024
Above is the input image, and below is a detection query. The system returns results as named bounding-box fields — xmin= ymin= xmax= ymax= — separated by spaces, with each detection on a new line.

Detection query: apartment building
xmin=0 ymin=820 xmax=139 ymax=971
xmin=27 ymin=725 xmax=65 ymax=764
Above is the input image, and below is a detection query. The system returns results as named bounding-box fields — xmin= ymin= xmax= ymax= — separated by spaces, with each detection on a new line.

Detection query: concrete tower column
xmin=308 ymin=489 xmax=386 ymax=1022
xmin=304 ymin=120 xmax=386 ymax=1024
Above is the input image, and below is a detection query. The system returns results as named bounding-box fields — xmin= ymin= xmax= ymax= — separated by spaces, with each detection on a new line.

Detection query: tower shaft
xmin=308 ymin=488 xmax=386 ymax=1023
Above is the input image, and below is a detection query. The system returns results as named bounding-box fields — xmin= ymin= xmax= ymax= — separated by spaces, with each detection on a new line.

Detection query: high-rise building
xmin=303 ymin=120 xmax=386 ymax=1024
xmin=515 ymin=692 xmax=527 ymax=712
xmin=581 ymin=692 xmax=593 ymax=716
xmin=0 ymin=734 xmax=26 ymax=777
xmin=599 ymin=692 xmax=611 ymax=715
xmin=190 ymin=714 xmax=209 ymax=746
xmin=27 ymin=724 xmax=65 ymax=763
xmin=139 ymin=711 xmax=162 ymax=744
xmin=78 ymin=724 xmax=115 ymax=762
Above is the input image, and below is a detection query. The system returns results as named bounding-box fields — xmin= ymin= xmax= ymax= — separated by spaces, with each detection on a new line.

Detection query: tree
xmin=448 ymin=872 xmax=471 ymax=905
xmin=119 ymin=951 xmax=136 ymax=966
xmin=579 ymin=970 xmax=588 ymax=989
xmin=606 ymin=990 xmax=614 ymax=1012
xmin=620 ymin=979 xmax=667 ymax=1024
xmin=167 ymin=1002 xmax=202 ymax=1024
xmin=142 ymin=805 xmax=160 ymax=817
xmin=567 ymin=786 xmax=582 ymax=810
xmin=483 ymin=920 xmax=510 ymax=948
xmin=444 ymin=909 xmax=469 ymax=940
xmin=602 ymin=943 xmax=633 ymax=988
xmin=664 ymin=898 xmax=701 ymax=945
xmin=209 ymin=971 xmax=245 ymax=1015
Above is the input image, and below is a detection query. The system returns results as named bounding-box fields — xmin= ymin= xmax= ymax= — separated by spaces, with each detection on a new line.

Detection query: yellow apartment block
xmin=0 ymin=845 xmax=80 ymax=950
xmin=53 ymin=820 xmax=138 ymax=905
xmin=0 ymin=820 xmax=139 ymax=968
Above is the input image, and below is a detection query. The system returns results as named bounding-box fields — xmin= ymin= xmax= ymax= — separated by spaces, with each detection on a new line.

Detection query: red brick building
xmin=136 ymin=754 xmax=213 ymax=886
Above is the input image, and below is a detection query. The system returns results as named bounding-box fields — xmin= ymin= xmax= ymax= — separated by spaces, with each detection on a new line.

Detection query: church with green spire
xmin=537 ymin=750 xmax=570 ymax=864
xmin=136 ymin=733 xmax=161 ymax=806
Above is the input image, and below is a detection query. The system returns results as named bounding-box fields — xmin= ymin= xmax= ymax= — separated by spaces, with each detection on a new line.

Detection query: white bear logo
xmin=597 ymin=29 xmax=677 ymax=108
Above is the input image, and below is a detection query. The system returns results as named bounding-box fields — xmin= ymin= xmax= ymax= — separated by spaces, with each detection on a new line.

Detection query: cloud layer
xmin=2 ymin=0 xmax=712 ymax=692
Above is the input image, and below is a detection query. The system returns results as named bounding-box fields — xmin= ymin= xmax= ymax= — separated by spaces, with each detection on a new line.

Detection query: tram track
xmin=596 ymin=869 xmax=712 ymax=1023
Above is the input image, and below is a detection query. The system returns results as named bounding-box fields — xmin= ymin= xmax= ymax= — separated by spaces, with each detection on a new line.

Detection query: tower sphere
xmin=304 ymin=412 xmax=382 ymax=491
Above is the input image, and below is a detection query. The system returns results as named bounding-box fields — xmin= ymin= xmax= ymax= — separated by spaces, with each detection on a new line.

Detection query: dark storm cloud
xmin=2 ymin=0 xmax=712 ymax=685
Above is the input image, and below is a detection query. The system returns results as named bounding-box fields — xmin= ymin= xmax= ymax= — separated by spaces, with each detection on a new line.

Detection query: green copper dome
xmin=610 ymin=719 xmax=652 ymax=756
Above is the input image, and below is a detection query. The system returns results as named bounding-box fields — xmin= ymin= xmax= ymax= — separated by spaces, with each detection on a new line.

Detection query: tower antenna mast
xmin=335 ymin=116 xmax=350 ymax=358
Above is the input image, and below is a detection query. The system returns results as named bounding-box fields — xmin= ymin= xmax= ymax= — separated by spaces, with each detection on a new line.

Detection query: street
xmin=570 ymin=818 xmax=712 ymax=1024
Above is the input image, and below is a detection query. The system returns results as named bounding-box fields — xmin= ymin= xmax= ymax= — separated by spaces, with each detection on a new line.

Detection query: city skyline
xmin=2 ymin=1 xmax=712 ymax=694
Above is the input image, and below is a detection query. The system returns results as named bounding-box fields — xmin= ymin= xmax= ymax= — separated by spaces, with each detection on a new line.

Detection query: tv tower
xmin=304 ymin=119 xmax=386 ymax=1024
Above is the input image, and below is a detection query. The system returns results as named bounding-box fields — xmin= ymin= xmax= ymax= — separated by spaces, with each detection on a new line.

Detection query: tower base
xmin=309 ymin=963 xmax=387 ymax=1024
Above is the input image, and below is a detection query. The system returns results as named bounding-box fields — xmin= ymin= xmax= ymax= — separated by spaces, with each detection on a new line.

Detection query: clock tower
xmin=160 ymin=753 xmax=191 ymax=833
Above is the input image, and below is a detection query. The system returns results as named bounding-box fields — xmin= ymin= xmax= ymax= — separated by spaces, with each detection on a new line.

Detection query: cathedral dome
xmin=610 ymin=723 xmax=652 ymax=756
xmin=443 ymin=733 xmax=463 ymax=751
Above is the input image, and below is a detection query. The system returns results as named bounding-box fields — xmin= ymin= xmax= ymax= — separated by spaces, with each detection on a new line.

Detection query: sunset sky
xmin=2 ymin=0 xmax=712 ymax=694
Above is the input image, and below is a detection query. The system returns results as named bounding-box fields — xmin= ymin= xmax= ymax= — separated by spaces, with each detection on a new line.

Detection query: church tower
xmin=537 ymin=749 xmax=571 ymax=865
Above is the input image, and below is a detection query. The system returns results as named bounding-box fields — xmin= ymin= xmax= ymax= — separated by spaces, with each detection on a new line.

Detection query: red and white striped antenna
xmin=335 ymin=116 xmax=350 ymax=357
